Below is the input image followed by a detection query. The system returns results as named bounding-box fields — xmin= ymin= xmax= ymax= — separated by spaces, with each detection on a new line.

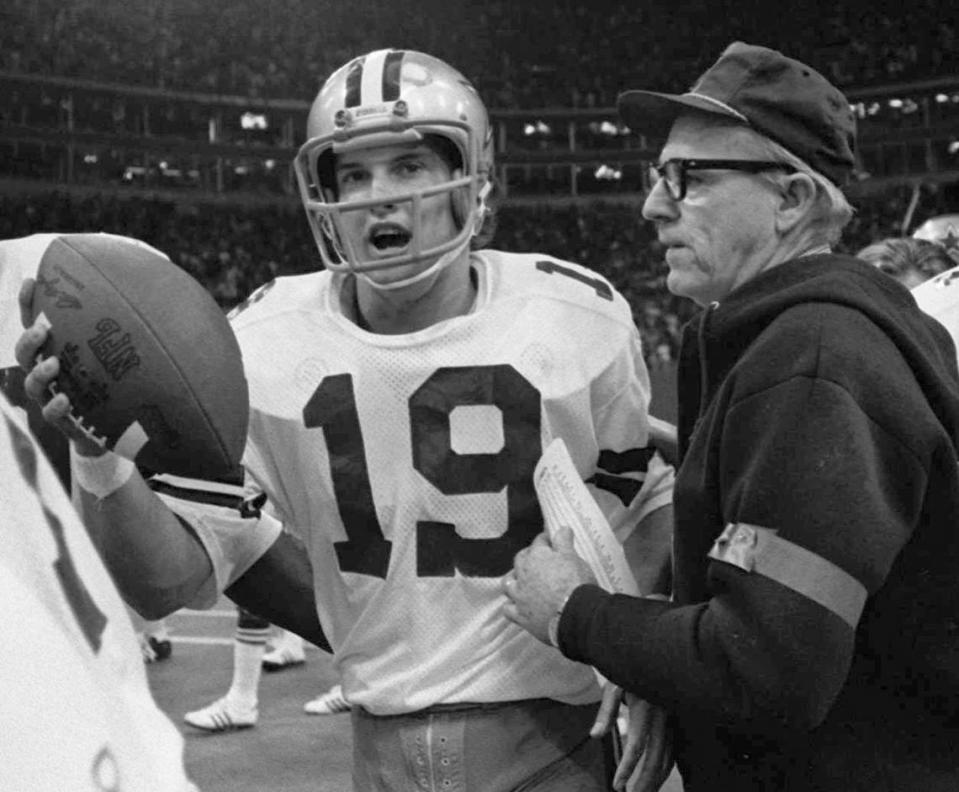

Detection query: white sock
xmin=227 ymin=627 xmax=268 ymax=707
xmin=143 ymin=618 xmax=169 ymax=641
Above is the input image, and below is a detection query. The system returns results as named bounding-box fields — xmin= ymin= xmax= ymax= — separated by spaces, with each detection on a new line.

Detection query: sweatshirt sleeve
xmin=560 ymin=342 xmax=932 ymax=734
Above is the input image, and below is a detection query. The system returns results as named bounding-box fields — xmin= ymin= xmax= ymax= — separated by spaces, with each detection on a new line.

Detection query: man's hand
xmin=589 ymin=682 xmax=674 ymax=791
xmin=614 ymin=692 xmax=674 ymax=792
xmin=503 ymin=526 xmax=596 ymax=645
xmin=14 ymin=278 xmax=104 ymax=457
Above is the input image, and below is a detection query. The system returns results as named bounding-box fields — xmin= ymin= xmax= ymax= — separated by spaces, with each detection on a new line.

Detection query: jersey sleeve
xmin=148 ymin=471 xmax=282 ymax=609
xmin=585 ymin=324 xmax=675 ymax=543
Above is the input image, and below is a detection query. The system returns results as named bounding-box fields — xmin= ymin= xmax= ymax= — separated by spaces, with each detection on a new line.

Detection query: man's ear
xmin=774 ymin=172 xmax=817 ymax=234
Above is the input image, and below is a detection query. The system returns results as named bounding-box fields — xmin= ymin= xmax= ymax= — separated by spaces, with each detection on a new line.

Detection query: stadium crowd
xmin=1 ymin=0 xmax=957 ymax=365
xmin=3 ymin=0 xmax=957 ymax=108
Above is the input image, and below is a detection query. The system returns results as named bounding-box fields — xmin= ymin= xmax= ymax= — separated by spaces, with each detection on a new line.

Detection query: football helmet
xmin=912 ymin=214 xmax=959 ymax=264
xmin=294 ymin=49 xmax=493 ymax=278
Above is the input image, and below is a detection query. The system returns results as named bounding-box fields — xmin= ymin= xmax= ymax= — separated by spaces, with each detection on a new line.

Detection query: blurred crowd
xmin=2 ymin=0 xmax=955 ymax=363
xmin=0 ymin=187 xmax=933 ymax=366
xmin=2 ymin=0 xmax=956 ymax=108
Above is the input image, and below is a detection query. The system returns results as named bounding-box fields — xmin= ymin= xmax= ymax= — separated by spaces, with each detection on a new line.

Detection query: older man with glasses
xmin=505 ymin=42 xmax=959 ymax=792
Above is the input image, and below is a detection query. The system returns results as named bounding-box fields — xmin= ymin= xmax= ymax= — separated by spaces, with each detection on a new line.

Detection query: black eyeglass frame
xmin=648 ymin=158 xmax=798 ymax=201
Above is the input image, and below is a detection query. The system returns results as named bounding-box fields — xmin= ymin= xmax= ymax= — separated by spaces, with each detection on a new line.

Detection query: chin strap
xmin=357 ymin=234 xmax=471 ymax=293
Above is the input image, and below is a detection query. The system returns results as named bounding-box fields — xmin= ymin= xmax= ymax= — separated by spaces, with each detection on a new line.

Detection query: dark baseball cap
xmin=617 ymin=41 xmax=857 ymax=187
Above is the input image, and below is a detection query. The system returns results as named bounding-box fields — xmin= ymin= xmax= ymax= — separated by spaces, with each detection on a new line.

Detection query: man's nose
xmin=641 ymin=178 xmax=678 ymax=223
xmin=369 ymin=173 xmax=399 ymax=209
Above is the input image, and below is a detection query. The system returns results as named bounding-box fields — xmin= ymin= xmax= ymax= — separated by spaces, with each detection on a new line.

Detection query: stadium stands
xmin=3 ymin=0 xmax=957 ymax=107
xmin=2 ymin=0 xmax=957 ymax=364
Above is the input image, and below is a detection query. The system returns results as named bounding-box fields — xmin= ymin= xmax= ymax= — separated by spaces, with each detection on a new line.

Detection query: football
xmin=30 ymin=234 xmax=249 ymax=479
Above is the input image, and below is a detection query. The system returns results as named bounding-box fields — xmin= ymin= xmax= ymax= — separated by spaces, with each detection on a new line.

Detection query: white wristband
xmin=71 ymin=444 xmax=135 ymax=499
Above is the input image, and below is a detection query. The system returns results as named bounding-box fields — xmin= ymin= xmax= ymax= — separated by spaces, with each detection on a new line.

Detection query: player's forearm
xmin=560 ymin=576 xmax=853 ymax=734
xmin=76 ymin=471 xmax=213 ymax=618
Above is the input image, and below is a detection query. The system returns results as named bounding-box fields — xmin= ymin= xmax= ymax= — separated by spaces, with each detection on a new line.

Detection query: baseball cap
xmin=617 ymin=41 xmax=857 ymax=187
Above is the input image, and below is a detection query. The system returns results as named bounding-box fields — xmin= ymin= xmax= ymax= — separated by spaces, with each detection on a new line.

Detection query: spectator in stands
xmin=857 ymin=236 xmax=954 ymax=288
xmin=505 ymin=41 xmax=959 ymax=792
xmin=4 ymin=0 xmax=956 ymax=106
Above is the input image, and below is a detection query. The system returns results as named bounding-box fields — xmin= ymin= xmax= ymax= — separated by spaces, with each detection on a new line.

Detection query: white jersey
xmin=161 ymin=250 xmax=672 ymax=715
xmin=0 ymin=394 xmax=194 ymax=792
xmin=913 ymin=265 xmax=959 ymax=353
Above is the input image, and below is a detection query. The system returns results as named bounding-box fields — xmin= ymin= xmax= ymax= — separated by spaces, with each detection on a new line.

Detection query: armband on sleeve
xmin=709 ymin=522 xmax=867 ymax=628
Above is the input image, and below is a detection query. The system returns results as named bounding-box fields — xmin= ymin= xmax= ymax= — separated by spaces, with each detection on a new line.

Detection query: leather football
xmin=31 ymin=234 xmax=248 ymax=479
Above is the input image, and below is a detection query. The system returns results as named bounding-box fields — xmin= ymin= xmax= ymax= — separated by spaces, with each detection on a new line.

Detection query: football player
xmin=0 ymin=383 xmax=195 ymax=790
xmin=17 ymin=50 xmax=674 ymax=791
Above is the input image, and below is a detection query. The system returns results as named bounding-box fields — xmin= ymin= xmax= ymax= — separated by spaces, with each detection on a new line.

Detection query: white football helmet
xmin=294 ymin=49 xmax=493 ymax=278
xmin=912 ymin=214 xmax=959 ymax=264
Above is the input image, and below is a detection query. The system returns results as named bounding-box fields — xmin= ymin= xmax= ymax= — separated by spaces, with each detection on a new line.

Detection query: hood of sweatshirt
xmin=677 ymin=253 xmax=959 ymax=456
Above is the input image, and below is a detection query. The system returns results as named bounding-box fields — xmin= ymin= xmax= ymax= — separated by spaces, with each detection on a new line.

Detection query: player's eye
xmin=395 ymin=159 xmax=425 ymax=177
xmin=336 ymin=168 xmax=367 ymax=190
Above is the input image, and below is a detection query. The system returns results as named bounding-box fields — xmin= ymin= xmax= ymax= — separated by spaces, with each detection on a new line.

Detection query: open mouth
xmin=369 ymin=225 xmax=412 ymax=252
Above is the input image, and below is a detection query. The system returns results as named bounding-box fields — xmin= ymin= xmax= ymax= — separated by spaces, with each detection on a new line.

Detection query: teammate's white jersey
xmin=0 ymin=394 xmax=194 ymax=792
xmin=160 ymin=250 xmax=672 ymax=715
xmin=913 ymin=265 xmax=959 ymax=353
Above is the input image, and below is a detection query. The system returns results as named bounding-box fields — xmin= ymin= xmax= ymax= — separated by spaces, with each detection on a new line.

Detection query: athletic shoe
xmin=261 ymin=644 xmax=306 ymax=672
xmin=183 ymin=697 xmax=257 ymax=731
xmin=139 ymin=633 xmax=173 ymax=663
xmin=303 ymin=684 xmax=350 ymax=715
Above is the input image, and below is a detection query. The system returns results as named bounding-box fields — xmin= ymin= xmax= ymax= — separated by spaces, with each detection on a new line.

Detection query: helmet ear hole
xmin=315 ymin=151 xmax=338 ymax=200
xmin=424 ymin=134 xmax=463 ymax=174
xmin=424 ymin=134 xmax=469 ymax=229
xmin=451 ymin=180 xmax=469 ymax=230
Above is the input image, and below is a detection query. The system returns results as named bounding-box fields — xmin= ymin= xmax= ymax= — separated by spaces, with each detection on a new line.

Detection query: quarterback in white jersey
xmin=0 ymin=392 xmax=195 ymax=792
xmin=17 ymin=49 xmax=673 ymax=792
xmin=161 ymin=248 xmax=670 ymax=714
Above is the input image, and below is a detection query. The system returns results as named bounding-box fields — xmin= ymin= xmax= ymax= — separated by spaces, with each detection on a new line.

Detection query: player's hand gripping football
xmin=14 ymin=278 xmax=106 ymax=457
xmin=592 ymin=684 xmax=674 ymax=792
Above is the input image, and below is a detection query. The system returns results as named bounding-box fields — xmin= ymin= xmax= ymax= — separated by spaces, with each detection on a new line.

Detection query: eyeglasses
xmin=648 ymin=158 xmax=797 ymax=201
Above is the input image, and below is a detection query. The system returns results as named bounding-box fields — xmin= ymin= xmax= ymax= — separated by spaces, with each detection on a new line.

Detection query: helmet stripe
xmin=344 ymin=57 xmax=364 ymax=108
xmin=360 ymin=49 xmax=390 ymax=105
xmin=382 ymin=50 xmax=405 ymax=102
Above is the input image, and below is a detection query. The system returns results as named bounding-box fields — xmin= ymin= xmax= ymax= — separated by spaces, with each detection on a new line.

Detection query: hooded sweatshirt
xmin=561 ymin=254 xmax=959 ymax=791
